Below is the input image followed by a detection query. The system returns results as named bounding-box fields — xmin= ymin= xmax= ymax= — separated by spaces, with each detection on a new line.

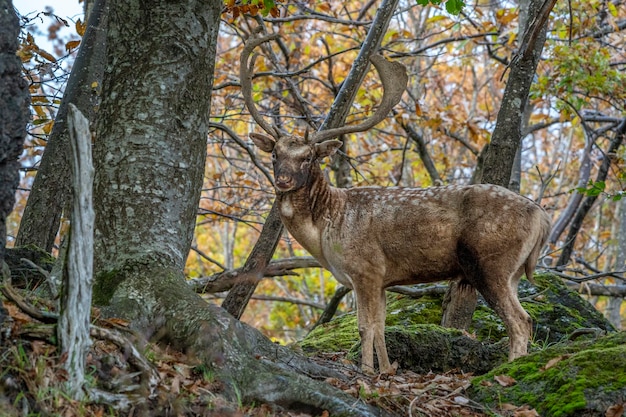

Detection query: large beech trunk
xmin=90 ymin=0 xmax=384 ymax=414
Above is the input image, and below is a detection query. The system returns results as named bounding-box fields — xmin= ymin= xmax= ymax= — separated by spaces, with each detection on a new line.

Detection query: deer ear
xmin=250 ymin=133 xmax=276 ymax=153
xmin=314 ymin=139 xmax=342 ymax=159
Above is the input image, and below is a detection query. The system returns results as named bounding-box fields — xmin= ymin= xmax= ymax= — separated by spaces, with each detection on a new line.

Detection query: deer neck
xmin=275 ymin=165 xmax=340 ymax=262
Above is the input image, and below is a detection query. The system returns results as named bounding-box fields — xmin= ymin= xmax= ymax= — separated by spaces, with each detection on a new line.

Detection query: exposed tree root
xmin=98 ymin=262 xmax=389 ymax=416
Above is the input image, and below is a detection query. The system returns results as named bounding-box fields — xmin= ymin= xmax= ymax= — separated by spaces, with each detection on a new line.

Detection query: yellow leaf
xmin=91 ymin=81 xmax=99 ymax=89
xmin=65 ymin=40 xmax=81 ymax=52
xmin=426 ymin=15 xmax=446 ymax=23
xmin=75 ymin=19 xmax=87 ymax=36
xmin=34 ymin=106 xmax=47 ymax=118
xmin=507 ymin=32 xmax=517 ymax=46
xmin=30 ymin=96 xmax=50 ymax=104
xmin=42 ymin=120 xmax=54 ymax=135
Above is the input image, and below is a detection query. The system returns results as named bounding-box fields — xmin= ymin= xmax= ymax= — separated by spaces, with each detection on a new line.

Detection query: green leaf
xmin=445 ymin=0 xmax=465 ymax=15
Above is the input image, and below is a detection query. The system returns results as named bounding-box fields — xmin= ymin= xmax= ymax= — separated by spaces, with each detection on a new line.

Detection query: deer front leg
xmin=356 ymin=287 xmax=390 ymax=374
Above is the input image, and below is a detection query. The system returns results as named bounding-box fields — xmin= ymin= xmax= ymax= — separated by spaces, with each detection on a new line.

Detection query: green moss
xmin=300 ymin=293 xmax=444 ymax=354
xmin=385 ymin=294 xmax=443 ymax=326
xmin=93 ymin=269 xmax=123 ymax=306
xmin=299 ymin=311 xmax=359 ymax=353
xmin=470 ymin=332 xmax=626 ymax=416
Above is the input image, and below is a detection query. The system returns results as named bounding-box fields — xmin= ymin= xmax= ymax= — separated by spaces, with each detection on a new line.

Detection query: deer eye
xmin=271 ymin=152 xmax=277 ymax=164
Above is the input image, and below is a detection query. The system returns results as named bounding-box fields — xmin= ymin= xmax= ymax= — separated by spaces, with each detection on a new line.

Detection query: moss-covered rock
xmin=298 ymin=274 xmax=616 ymax=374
xmin=355 ymin=324 xmax=508 ymax=374
xmin=469 ymin=331 xmax=626 ymax=417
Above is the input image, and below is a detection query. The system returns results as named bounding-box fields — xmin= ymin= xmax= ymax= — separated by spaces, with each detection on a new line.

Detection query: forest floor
xmin=0 ymin=296 xmax=538 ymax=417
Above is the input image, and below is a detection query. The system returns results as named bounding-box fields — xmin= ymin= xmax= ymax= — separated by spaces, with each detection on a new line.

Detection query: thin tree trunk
xmin=58 ymin=105 xmax=94 ymax=400
xmin=16 ymin=0 xmax=108 ymax=252
xmin=223 ymin=0 xmax=401 ymax=317
xmin=557 ymin=120 xmax=626 ymax=267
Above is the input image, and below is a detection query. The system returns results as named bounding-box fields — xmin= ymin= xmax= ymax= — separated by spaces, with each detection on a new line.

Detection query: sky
xmin=16 ymin=0 xmax=83 ymax=21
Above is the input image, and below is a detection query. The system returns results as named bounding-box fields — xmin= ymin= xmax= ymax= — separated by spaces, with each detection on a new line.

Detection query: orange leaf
xmin=65 ymin=40 xmax=81 ymax=52
xmin=37 ymin=48 xmax=56 ymax=62
xmin=541 ymin=355 xmax=570 ymax=371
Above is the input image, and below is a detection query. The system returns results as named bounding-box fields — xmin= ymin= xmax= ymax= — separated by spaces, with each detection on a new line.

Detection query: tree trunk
xmin=16 ymin=0 xmax=108 ymax=252
xmin=442 ymin=0 xmax=554 ymax=329
xmin=0 ymin=0 xmax=30 ymax=325
xmin=90 ymin=1 xmax=385 ymax=414
xmin=0 ymin=0 xmax=30 ymax=262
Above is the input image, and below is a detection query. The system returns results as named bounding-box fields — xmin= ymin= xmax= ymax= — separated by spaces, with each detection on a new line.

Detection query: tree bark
xmin=16 ymin=0 xmax=108 ymax=252
xmin=58 ymin=105 xmax=94 ymax=400
xmin=0 ymin=0 xmax=29 ymax=324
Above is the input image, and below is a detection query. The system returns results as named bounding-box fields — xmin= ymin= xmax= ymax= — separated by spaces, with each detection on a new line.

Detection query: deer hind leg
xmin=355 ymin=287 xmax=390 ymax=374
xmin=477 ymin=269 xmax=532 ymax=361
xmin=373 ymin=290 xmax=392 ymax=373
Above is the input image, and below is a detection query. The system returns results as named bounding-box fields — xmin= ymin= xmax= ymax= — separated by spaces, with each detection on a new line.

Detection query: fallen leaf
xmin=542 ymin=354 xmax=571 ymax=371
xmin=606 ymin=403 xmax=625 ymax=417
xmin=494 ymin=374 xmax=517 ymax=387
xmin=514 ymin=405 xmax=540 ymax=416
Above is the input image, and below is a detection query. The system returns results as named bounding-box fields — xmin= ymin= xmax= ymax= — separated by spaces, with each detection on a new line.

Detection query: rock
xmin=468 ymin=331 xmax=626 ymax=417
xmin=298 ymin=273 xmax=615 ymax=374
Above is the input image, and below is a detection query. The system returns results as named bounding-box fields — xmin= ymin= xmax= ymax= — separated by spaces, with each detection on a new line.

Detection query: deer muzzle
xmin=275 ymin=175 xmax=295 ymax=192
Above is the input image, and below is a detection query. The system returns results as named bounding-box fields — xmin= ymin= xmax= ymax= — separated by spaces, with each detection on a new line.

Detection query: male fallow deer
xmin=241 ymin=34 xmax=552 ymax=374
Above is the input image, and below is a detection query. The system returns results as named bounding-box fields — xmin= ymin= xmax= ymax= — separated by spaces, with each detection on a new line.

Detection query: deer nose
xmin=275 ymin=175 xmax=294 ymax=191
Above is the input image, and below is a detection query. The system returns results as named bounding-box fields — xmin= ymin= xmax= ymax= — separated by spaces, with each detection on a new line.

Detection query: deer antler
xmin=309 ymin=55 xmax=408 ymax=144
xmin=240 ymin=33 xmax=280 ymax=139
xmin=241 ymin=34 xmax=407 ymax=143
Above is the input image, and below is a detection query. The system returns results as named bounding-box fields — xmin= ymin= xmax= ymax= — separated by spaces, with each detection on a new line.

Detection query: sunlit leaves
xmin=223 ymin=0 xmax=281 ymax=21
xmin=416 ymin=0 xmax=465 ymax=15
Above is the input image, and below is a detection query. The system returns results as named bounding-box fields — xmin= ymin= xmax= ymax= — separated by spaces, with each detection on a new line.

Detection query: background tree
xmin=1 ymin=0 xmax=29 ymax=269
